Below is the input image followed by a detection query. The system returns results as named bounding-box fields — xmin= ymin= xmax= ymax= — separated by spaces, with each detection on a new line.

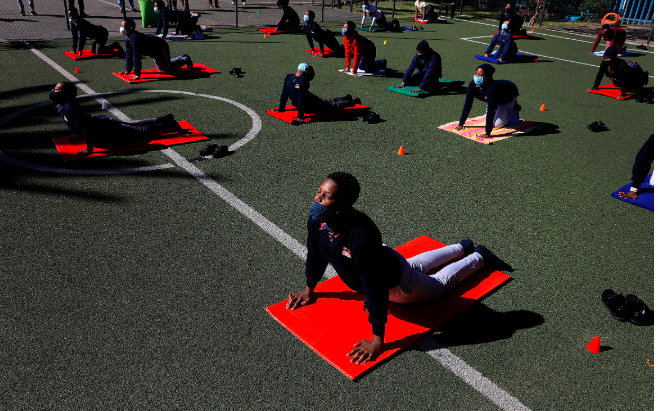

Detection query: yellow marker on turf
xmin=384 ymin=40 xmax=387 ymax=45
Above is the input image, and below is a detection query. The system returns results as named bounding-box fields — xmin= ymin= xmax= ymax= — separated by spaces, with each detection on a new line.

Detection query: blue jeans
xmin=388 ymin=244 xmax=484 ymax=304
xmin=117 ymin=0 xmax=135 ymax=8
xmin=152 ymin=44 xmax=189 ymax=73
xmin=17 ymin=0 xmax=34 ymax=11
xmin=358 ymin=57 xmax=386 ymax=73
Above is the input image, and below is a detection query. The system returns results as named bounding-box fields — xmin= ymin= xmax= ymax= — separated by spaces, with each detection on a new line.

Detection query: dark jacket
xmin=155 ymin=9 xmax=191 ymax=36
xmin=459 ymin=79 xmax=519 ymax=135
xmin=71 ymin=18 xmax=107 ymax=52
xmin=486 ymin=30 xmax=518 ymax=61
xmin=304 ymin=211 xmax=402 ymax=337
xmin=593 ymin=58 xmax=645 ymax=96
xmin=631 ymin=134 xmax=654 ymax=189
xmin=402 ymin=49 xmax=442 ymax=90
xmin=498 ymin=9 xmax=514 ymax=31
xmin=281 ymin=5 xmax=300 ymax=26
xmin=125 ymin=31 xmax=167 ymax=76
xmin=304 ymin=21 xmax=323 ymax=53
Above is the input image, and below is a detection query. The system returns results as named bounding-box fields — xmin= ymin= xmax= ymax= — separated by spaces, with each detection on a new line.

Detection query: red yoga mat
xmin=305 ymin=47 xmax=343 ymax=57
xmin=265 ymin=235 xmax=511 ymax=380
xmin=411 ymin=17 xmax=447 ymax=23
xmin=491 ymin=33 xmax=528 ymax=39
xmin=259 ymin=27 xmax=303 ymax=34
xmin=112 ymin=64 xmax=219 ymax=83
xmin=266 ymin=104 xmax=370 ymax=124
xmin=587 ymin=84 xmax=653 ymax=100
xmin=52 ymin=120 xmax=208 ymax=161
xmin=65 ymin=48 xmax=124 ymax=60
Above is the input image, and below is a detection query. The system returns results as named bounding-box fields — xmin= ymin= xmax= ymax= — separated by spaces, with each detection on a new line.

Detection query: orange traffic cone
xmin=75 ymin=67 xmax=79 ymax=73
xmin=586 ymin=336 xmax=601 ymax=353
xmin=531 ymin=28 xmax=535 ymax=33
xmin=539 ymin=104 xmax=546 ymax=111
xmin=397 ymin=146 xmax=405 ymax=155
xmin=264 ymin=33 xmax=268 ymax=39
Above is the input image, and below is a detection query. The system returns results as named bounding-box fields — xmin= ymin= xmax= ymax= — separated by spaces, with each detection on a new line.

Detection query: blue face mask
xmin=342 ymin=28 xmax=353 ymax=37
xmin=501 ymin=23 xmax=509 ymax=30
xmin=474 ymin=75 xmax=484 ymax=85
xmin=303 ymin=15 xmax=309 ymax=22
xmin=310 ymin=201 xmax=336 ymax=222
xmin=69 ymin=18 xmax=78 ymax=23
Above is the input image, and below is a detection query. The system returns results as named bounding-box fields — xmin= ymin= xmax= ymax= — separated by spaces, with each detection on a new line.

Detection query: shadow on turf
xmin=418 ymin=302 xmax=546 ymax=348
xmin=0 ymin=173 xmax=125 ymax=202
xmin=522 ymin=122 xmax=561 ymax=136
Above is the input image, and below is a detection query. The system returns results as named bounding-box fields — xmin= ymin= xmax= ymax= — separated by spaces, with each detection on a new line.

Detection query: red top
xmin=343 ymin=33 xmax=363 ymax=74
xmin=591 ymin=27 xmax=626 ymax=53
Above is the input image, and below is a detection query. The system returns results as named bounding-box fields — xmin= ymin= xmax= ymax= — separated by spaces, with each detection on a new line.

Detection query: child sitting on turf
xmin=286 ymin=172 xmax=506 ymax=365
xmin=414 ymin=0 xmax=437 ymax=22
xmin=394 ymin=40 xmax=442 ymax=94
xmin=587 ymin=24 xmax=626 ymax=55
xmin=276 ymin=0 xmax=300 ymax=31
xmin=303 ymin=10 xmax=342 ymax=56
xmin=50 ymin=82 xmax=182 ymax=158
xmin=455 ymin=63 xmax=521 ymax=138
xmin=342 ymin=21 xmax=387 ymax=75
xmin=485 ymin=20 xmax=518 ymax=63
xmin=360 ymin=0 xmax=389 ymax=31
xmin=278 ymin=63 xmax=361 ymax=123
xmin=120 ymin=18 xmax=193 ymax=82
xmin=588 ymin=46 xmax=649 ymax=99
xmin=154 ymin=0 xmax=199 ymax=37
xmin=68 ymin=7 xmax=124 ymax=56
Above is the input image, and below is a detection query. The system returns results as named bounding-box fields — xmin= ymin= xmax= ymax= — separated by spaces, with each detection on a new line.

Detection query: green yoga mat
xmin=356 ymin=26 xmax=387 ymax=32
xmin=386 ymin=78 xmax=465 ymax=97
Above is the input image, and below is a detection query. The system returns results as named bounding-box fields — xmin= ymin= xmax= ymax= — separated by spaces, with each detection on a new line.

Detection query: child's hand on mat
xmin=120 ymin=71 xmax=131 ymax=76
xmin=484 ymin=53 xmax=489 ymax=57
xmin=347 ymin=337 xmax=383 ymax=365
xmin=286 ymin=287 xmax=315 ymax=310
xmin=295 ymin=117 xmax=305 ymax=123
xmin=394 ymin=82 xmax=406 ymax=88
xmin=618 ymin=191 xmax=639 ymax=200
xmin=454 ymin=125 xmax=465 ymax=131
xmin=497 ymin=58 xmax=503 ymax=63
xmin=410 ymin=89 xmax=422 ymax=93
xmin=74 ymin=149 xmax=91 ymax=158
xmin=129 ymin=75 xmax=140 ymax=81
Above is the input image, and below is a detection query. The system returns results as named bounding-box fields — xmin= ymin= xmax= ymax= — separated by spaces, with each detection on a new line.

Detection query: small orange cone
xmin=264 ymin=33 xmax=267 ymax=39
xmin=397 ymin=146 xmax=405 ymax=155
xmin=531 ymin=28 xmax=535 ymax=33
xmin=539 ymin=104 xmax=546 ymax=111
xmin=586 ymin=336 xmax=601 ymax=353
xmin=75 ymin=67 xmax=79 ymax=73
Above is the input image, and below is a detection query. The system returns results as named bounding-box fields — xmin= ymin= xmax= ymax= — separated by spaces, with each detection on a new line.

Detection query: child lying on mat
xmin=342 ymin=21 xmax=387 ymax=75
xmin=588 ymin=46 xmax=649 ymax=99
xmin=586 ymin=24 xmax=626 ymax=55
xmin=276 ymin=0 xmax=300 ymax=31
xmin=485 ymin=20 xmax=518 ymax=63
xmin=619 ymin=134 xmax=654 ymax=200
xmin=304 ymin=10 xmax=341 ymax=56
xmin=68 ymin=7 xmax=124 ymax=56
xmin=394 ymin=40 xmax=441 ymax=94
xmin=287 ymin=172 xmax=506 ymax=365
xmin=120 ymin=18 xmax=193 ymax=82
xmin=279 ymin=64 xmax=361 ymax=123
xmin=50 ymin=82 xmax=183 ymax=158
xmin=455 ymin=64 xmax=521 ymax=138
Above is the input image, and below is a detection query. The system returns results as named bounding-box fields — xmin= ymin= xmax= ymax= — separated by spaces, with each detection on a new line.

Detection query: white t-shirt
xmin=361 ymin=4 xmax=383 ymax=28
xmin=414 ymin=0 xmax=432 ymax=13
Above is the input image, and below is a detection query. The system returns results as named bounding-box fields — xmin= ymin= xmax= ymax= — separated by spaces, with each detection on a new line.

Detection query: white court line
xmin=20 ymin=42 xmax=529 ymax=411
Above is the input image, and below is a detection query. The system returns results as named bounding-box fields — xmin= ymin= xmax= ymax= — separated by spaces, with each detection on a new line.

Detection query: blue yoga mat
xmin=611 ymin=173 xmax=654 ymax=212
xmin=475 ymin=53 xmax=537 ymax=64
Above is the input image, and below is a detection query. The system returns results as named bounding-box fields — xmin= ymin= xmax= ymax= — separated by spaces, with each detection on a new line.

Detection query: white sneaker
xmin=231 ymin=1 xmax=234 ymax=3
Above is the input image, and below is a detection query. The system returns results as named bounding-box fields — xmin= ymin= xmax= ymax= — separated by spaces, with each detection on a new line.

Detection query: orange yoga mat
xmin=52 ymin=120 xmax=208 ymax=161
xmin=587 ymin=84 xmax=653 ymax=100
xmin=266 ymin=104 xmax=370 ymax=124
xmin=266 ymin=235 xmax=511 ymax=380
xmin=259 ymin=27 xmax=303 ymax=34
xmin=112 ymin=64 xmax=219 ymax=83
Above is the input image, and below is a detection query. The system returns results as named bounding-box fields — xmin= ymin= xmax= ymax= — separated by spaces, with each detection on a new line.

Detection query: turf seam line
xmin=416 ymin=337 xmax=532 ymax=411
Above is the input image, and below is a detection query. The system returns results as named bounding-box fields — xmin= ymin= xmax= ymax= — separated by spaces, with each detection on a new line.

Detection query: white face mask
xmin=119 ymin=26 xmax=127 ymax=35
xmin=154 ymin=7 xmax=159 ymax=12
xmin=69 ymin=18 xmax=77 ymax=23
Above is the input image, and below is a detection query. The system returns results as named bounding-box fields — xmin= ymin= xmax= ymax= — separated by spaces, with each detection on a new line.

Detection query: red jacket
xmin=343 ymin=32 xmax=363 ymax=74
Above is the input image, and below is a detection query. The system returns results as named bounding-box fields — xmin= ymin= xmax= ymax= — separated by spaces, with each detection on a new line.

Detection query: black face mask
xmin=49 ymin=91 xmax=71 ymax=104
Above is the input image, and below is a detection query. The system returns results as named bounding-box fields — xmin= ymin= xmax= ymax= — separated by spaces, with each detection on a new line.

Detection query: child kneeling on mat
xmin=120 ymin=18 xmax=193 ymax=82
xmin=68 ymin=7 xmax=124 ymax=56
xmin=588 ymin=46 xmax=649 ymax=99
xmin=455 ymin=64 xmax=522 ymax=138
xmin=395 ymin=40 xmax=442 ymax=94
xmin=342 ymin=21 xmax=386 ymax=75
xmin=485 ymin=20 xmax=518 ymax=63
xmin=304 ymin=10 xmax=342 ymax=56
xmin=414 ymin=0 xmax=437 ymax=22
xmin=50 ymin=82 xmax=183 ymax=158
xmin=154 ymin=0 xmax=200 ymax=37
xmin=278 ymin=63 xmax=361 ymax=123
xmin=287 ymin=172 xmax=506 ymax=364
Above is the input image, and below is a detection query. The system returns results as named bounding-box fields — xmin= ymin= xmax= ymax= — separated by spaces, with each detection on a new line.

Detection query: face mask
xmin=362 ymin=5 xmax=368 ymax=9
xmin=69 ymin=18 xmax=78 ymax=23
xmin=502 ymin=23 xmax=509 ymax=30
xmin=154 ymin=7 xmax=159 ymax=11
xmin=119 ymin=26 xmax=127 ymax=35
xmin=310 ymin=201 xmax=336 ymax=222
xmin=342 ymin=28 xmax=352 ymax=36
xmin=303 ymin=15 xmax=309 ymax=22
xmin=474 ymin=75 xmax=484 ymax=85
xmin=49 ymin=90 xmax=70 ymax=104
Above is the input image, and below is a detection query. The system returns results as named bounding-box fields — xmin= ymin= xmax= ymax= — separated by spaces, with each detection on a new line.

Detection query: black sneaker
xmin=474 ymin=244 xmax=513 ymax=271
xmin=626 ymin=294 xmax=652 ymax=325
xmin=199 ymin=143 xmax=218 ymax=156
xmin=636 ymin=94 xmax=647 ymax=103
xmin=183 ymin=54 xmax=193 ymax=69
xmin=646 ymin=93 xmax=653 ymax=104
xmin=212 ymin=145 xmax=229 ymax=158
xmin=601 ymin=289 xmax=630 ymax=321
xmin=29 ymin=9 xmax=36 ymax=15
xmin=513 ymin=102 xmax=522 ymax=112
xmin=19 ymin=9 xmax=25 ymax=15
xmin=460 ymin=239 xmax=474 ymax=256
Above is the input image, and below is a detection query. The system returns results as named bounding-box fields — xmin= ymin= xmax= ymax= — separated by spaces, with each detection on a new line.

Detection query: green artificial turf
xmin=0 ymin=19 xmax=654 ymax=410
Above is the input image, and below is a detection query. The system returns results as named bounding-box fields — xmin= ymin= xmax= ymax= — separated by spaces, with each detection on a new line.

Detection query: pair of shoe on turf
xmin=199 ymin=143 xmax=229 ymax=158
xmin=635 ymin=93 xmax=653 ymax=104
xmin=361 ymin=111 xmax=380 ymax=124
xmin=601 ymin=289 xmax=651 ymax=325
xmin=587 ymin=121 xmax=606 ymax=132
